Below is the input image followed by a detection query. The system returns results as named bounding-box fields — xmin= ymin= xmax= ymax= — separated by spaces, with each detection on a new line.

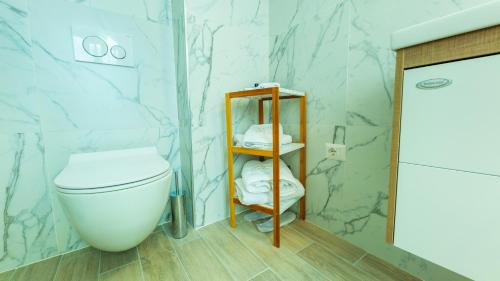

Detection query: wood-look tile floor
xmin=0 ymin=214 xmax=421 ymax=281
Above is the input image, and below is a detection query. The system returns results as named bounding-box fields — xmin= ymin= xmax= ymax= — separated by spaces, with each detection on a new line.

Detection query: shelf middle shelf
xmin=232 ymin=143 xmax=305 ymax=157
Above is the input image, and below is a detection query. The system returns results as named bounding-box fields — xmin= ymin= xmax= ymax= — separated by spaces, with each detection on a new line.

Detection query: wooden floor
xmin=0 ymin=213 xmax=421 ymax=281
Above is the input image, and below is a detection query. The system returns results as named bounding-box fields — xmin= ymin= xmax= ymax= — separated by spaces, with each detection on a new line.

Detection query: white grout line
xmin=286 ymin=227 xmax=314 ymax=254
xmin=97 ymin=250 xmax=102 ymax=281
xmin=220 ymin=221 xmax=273 ymax=277
xmin=353 ymin=252 xmax=368 ymax=266
xmin=245 ymin=267 xmax=270 ymax=281
xmin=197 ymin=232 xmax=239 ymax=281
xmin=51 ymin=254 xmax=64 ymax=281
xmin=6 ymin=269 xmax=16 ymax=281
xmin=98 ymin=249 xmax=138 ymax=276
xmin=136 ymin=247 xmax=146 ymax=281
xmin=166 ymin=226 xmax=193 ymax=281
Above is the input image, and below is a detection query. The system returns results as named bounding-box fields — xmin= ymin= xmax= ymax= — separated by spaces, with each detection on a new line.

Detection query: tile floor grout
xmin=197 ymin=233 xmax=239 ymax=281
xmin=2 ymin=219 xmax=422 ymax=281
xmin=221 ymin=220 xmax=332 ymax=281
xmin=353 ymin=252 xmax=368 ymax=266
xmin=221 ymin=222 xmax=276 ymax=279
xmin=98 ymin=251 xmax=138 ymax=276
xmin=286 ymin=227 xmax=315 ymax=254
xmin=245 ymin=267 xmax=270 ymax=281
xmin=135 ymin=247 xmax=146 ymax=281
xmin=164 ymin=225 xmax=194 ymax=281
xmin=50 ymin=255 xmax=63 ymax=281
xmin=97 ymin=250 xmax=102 ymax=281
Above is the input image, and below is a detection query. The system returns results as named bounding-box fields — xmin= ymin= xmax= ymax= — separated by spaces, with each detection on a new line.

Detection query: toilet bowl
xmin=54 ymin=147 xmax=172 ymax=252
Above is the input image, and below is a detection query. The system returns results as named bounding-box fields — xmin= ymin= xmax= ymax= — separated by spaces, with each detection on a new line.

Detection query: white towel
xmin=242 ymin=124 xmax=284 ymax=147
xmin=234 ymin=133 xmax=292 ymax=149
xmin=235 ymin=178 xmax=272 ymax=205
xmin=241 ymin=159 xmax=300 ymax=195
xmin=234 ymin=178 xmax=304 ymax=211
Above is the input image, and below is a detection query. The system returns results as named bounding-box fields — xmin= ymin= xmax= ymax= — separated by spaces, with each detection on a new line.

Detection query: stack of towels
xmin=235 ymin=159 xmax=304 ymax=213
xmin=234 ymin=124 xmax=292 ymax=149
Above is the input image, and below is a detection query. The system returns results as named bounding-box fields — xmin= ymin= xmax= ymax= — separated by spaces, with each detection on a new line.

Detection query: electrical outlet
xmin=325 ymin=143 xmax=346 ymax=161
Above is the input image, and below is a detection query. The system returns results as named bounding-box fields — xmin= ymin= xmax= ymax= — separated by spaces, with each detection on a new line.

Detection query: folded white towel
xmin=234 ymin=133 xmax=292 ymax=149
xmin=234 ymin=178 xmax=304 ymax=210
xmin=243 ymin=124 xmax=283 ymax=147
xmin=242 ymin=159 xmax=300 ymax=195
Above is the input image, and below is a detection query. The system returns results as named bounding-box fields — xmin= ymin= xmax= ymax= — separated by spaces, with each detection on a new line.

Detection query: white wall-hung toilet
xmin=54 ymin=147 xmax=172 ymax=252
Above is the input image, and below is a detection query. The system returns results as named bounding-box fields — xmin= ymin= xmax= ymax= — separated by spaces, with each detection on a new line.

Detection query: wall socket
xmin=325 ymin=143 xmax=346 ymax=161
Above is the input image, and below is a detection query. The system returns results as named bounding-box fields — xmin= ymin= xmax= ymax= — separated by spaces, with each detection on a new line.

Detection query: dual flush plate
xmin=72 ymin=26 xmax=134 ymax=67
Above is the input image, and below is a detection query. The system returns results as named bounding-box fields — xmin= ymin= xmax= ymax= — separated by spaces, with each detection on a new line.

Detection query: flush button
xmin=110 ymin=45 xmax=127 ymax=59
xmin=82 ymin=36 xmax=108 ymax=57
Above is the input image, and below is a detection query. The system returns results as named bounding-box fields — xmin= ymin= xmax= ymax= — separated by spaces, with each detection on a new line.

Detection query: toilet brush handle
xmin=174 ymin=171 xmax=179 ymax=195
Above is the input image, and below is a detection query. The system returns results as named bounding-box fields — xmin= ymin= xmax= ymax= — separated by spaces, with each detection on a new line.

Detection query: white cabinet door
xmin=400 ymin=54 xmax=500 ymax=176
xmin=395 ymin=163 xmax=500 ymax=281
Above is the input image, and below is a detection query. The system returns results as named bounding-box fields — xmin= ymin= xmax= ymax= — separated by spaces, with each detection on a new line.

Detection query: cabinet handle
xmin=416 ymin=78 xmax=452 ymax=90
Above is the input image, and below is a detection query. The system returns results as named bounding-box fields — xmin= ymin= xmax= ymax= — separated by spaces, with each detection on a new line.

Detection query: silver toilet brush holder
xmin=170 ymin=172 xmax=187 ymax=239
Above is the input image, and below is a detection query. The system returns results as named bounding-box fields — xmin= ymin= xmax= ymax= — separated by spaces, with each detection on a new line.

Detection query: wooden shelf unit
xmin=225 ymin=86 xmax=307 ymax=247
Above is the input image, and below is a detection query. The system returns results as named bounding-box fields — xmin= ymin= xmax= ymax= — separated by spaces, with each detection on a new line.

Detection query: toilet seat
xmin=57 ymin=170 xmax=171 ymax=194
xmin=55 ymin=147 xmax=171 ymax=194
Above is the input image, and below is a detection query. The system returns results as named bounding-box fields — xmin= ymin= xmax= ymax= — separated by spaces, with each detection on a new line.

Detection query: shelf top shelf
xmin=232 ymin=143 xmax=305 ymax=157
xmin=227 ymin=87 xmax=305 ymax=99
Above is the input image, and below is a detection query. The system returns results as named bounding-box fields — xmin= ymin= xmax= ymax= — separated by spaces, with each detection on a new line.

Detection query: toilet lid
xmin=54 ymin=147 xmax=170 ymax=189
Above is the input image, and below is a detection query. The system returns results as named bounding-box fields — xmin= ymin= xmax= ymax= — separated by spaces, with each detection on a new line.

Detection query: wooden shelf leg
xmin=299 ymin=95 xmax=307 ymax=220
xmin=225 ymin=93 xmax=236 ymax=228
xmin=272 ymin=88 xmax=280 ymax=247
xmin=258 ymin=99 xmax=265 ymax=162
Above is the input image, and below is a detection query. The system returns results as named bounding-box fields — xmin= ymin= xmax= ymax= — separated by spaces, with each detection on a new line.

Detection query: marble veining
xmin=183 ymin=0 xmax=269 ymax=227
xmin=1 ymin=0 xmax=494 ymax=278
xmin=0 ymin=133 xmax=58 ymax=272
xmin=269 ymin=0 xmax=493 ymax=280
xmin=0 ymin=0 xmax=180 ymax=273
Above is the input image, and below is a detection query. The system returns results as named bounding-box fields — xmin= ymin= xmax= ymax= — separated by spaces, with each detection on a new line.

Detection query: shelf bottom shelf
xmin=233 ymin=198 xmax=274 ymax=215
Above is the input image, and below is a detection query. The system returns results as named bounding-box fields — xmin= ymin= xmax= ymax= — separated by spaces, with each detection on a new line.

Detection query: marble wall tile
xmin=346 ymin=0 xmax=492 ymax=127
xmin=172 ymin=0 xmax=194 ymax=224
xmin=0 ymin=0 xmax=39 ymax=134
xmin=272 ymin=0 xmax=494 ymax=280
xmin=184 ymin=0 xmax=269 ymax=227
xmin=269 ymin=0 xmax=349 ymax=232
xmin=30 ymin=0 xmax=179 ymax=133
xmin=88 ymin=0 xmax=170 ymax=24
xmin=0 ymin=0 xmax=180 ymax=272
xmin=0 ymin=133 xmax=58 ymax=272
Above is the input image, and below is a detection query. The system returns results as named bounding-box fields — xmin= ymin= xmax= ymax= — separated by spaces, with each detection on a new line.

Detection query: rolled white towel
xmin=242 ymin=159 xmax=298 ymax=193
xmin=235 ymin=178 xmax=272 ymax=205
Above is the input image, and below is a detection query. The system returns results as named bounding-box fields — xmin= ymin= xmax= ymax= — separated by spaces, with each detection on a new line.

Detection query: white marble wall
xmin=182 ymin=0 xmax=270 ymax=227
xmin=0 ymin=0 xmax=180 ymax=272
xmin=271 ymin=0 xmax=492 ymax=280
xmin=172 ymin=0 xmax=194 ymax=224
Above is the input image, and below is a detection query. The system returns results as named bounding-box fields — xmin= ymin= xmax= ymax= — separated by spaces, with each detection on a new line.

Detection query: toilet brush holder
xmin=170 ymin=172 xmax=187 ymax=239
xmin=170 ymin=192 xmax=187 ymax=239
